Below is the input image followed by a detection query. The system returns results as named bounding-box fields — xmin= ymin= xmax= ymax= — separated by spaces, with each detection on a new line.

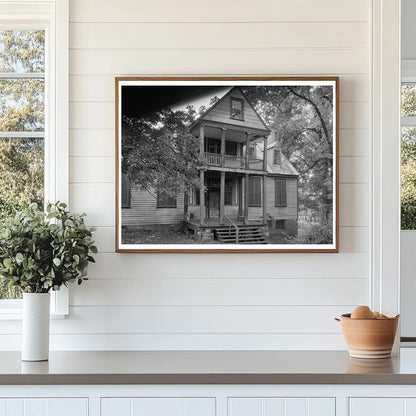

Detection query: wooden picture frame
xmin=115 ymin=77 xmax=339 ymax=253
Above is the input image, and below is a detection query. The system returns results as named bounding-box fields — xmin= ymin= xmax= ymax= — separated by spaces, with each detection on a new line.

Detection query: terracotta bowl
xmin=336 ymin=313 xmax=399 ymax=359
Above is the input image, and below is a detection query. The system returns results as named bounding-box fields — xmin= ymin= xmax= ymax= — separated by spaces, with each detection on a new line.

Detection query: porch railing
xmin=248 ymin=159 xmax=264 ymax=170
xmin=224 ymin=155 xmax=245 ymax=169
xmin=204 ymin=152 xmax=221 ymax=166
xmin=224 ymin=213 xmax=240 ymax=244
xmin=204 ymin=153 xmax=264 ymax=171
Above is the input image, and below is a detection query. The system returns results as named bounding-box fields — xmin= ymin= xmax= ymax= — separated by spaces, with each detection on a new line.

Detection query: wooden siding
xmin=201 ymin=88 xmax=268 ymax=132
xmin=122 ymin=188 xmax=184 ymax=226
xmin=266 ymin=177 xmax=298 ymax=220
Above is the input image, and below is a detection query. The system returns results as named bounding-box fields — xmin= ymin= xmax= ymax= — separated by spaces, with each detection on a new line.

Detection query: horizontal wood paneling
xmin=339 ymin=227 xmax=369 ymax=253
xmin=70 ymin=157 xmax=114 ymax=183
xmin=339 ymin=183 xmax=369 ymax=227
xmin=69 ymin=0 xmax=368 ymax=23
xmin=339 ymin=129 xmax=369 ymax=157
xmin=70 ymin=22 xmax=368 ymax=50
xmin=0 ymin=333 xmax=347 ymax=351
xmin=70 ymin=278 xmax=368 ymax=306
xmin=69 ymin=129 xmax=115 ymax=157
xmin=69 ymin=183 xmax=114 ymax=226
xmin=339 ymin=157 xmax=369 ymax=183
xmin=86 ymin=252 xmax=369 ymax=279
xmin=70 ymin=49 xmax=369 ymax=76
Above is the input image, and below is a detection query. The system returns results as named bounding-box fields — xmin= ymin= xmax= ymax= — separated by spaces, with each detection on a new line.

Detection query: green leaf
xmin=52 ymin=258 xmax=61 ymax=267
xmin=90 ymin=245 xmax=98 ymax=254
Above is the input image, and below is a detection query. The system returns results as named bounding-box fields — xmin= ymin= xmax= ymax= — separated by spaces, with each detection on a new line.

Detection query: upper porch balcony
xmin=204 ymin=152 xmax=264 ymax=171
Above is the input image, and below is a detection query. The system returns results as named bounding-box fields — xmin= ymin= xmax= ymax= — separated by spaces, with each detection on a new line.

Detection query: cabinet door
xmin=350 ymin=398 xmax=416 ymax=416
xmin=101 ymin=398 xmax=215 ymax=416
xmin=228 ymin=398 xmax=335 ymax=416
xmin=0 ymin=398 xmax=88 ymax=416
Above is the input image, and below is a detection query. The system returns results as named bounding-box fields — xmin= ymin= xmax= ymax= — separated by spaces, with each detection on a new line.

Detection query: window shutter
xmin=275 ymin=179 xmax=287 ymax=207
xmin=121 ymin=173 xmax=131 ymax=208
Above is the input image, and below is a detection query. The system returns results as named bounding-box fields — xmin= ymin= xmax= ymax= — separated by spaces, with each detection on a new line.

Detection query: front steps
xmin=215 ymin=226 xmax=267 ymax=244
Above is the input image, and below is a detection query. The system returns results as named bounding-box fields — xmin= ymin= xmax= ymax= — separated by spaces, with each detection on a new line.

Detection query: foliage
xmin=0 ymin=30 xmax=46 ymax=295
xmin=122 ymin=107 xmax=204 ymax=196
xmin=303 ymin=219 xmax=333 ymax=245
xmin=243 ymin=85 xmax=334 ymax=222
xmin=0 ymin=138 xmax=44 ymax=222
xmin=401 ymin=127 xmax=416 ymax=229
xmin=0 ymin=202 xmax=97 ymax=294
xmin=0 ymin=30 xmax=45 ymax=220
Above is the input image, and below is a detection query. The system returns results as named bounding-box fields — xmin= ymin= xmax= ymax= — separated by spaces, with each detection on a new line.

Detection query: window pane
xmin=401 ymin=127 xmax=416 ymax=230
xmin=0 ymin=138 xmax=44 ymax=299
xmin=0 ymin=30 xmax=45 ymax=73
xmin=0 ymin=79 xmax=44 ymax=131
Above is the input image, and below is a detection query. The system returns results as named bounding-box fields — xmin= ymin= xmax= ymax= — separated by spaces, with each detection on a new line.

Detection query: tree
xmin=0 ymin=30 xmax=44 ymax=222
xmin=0 ymin=30 xmax=45 ymax=298
xmin=243 ymin=85 xmax=334 ymax=222
xmin=122 ymin=107 xmax=204 ymax=198
xmin=401 ymin=127 xmax=416 ymax=229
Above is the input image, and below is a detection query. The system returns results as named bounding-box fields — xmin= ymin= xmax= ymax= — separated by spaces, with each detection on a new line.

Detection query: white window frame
xmin=0 ymin=0 xmax=69 ymax=318
xmin=371 ymin=0 xmax=401 ymax=353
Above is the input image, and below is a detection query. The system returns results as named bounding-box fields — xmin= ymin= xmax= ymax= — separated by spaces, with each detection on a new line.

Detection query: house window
xmin=248 ymin=176 xmax=261 ymax=207
xmin=275 ymin=179 xmax=287 ymax=207
xmin=121 ymin=173 xmax=131 ymax=208
xmin=206 ymin=138 xmax=220 ymax=154
xmin=0 ymin=1 xmax=69 ymax=314
xmin=157 ymin=190 xmax=177 ymax=208
xmin=230 ymin=98 xmax=244 ymax=120
xmin=274 ymin=149 xmax=282 ymax=165
xmin=189 ymin=188 xmax=200 ymax=206
xmin=248 ymin=145 xmax=256 ymax=160
xmin=225 ymin=178 xmax=233 ymax=205
xmin=225 ymin=141 xmax=237 ymax=156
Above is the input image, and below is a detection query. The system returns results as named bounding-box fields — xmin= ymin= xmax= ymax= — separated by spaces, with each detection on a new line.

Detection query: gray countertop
xmin=1 ymin=349 xmax=416 ymax=385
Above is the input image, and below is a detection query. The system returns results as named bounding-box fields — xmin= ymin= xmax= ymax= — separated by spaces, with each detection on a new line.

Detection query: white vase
xmin=22 ymin=293 xmax=50 ymax=361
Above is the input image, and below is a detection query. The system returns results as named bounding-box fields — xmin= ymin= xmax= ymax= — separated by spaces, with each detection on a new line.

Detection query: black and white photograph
xmin=116 ymin=78 xmax=338 ymax=252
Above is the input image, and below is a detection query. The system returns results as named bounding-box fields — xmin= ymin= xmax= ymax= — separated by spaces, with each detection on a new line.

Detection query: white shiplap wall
xmin=49 ymin=0 xmax=370 ymax=350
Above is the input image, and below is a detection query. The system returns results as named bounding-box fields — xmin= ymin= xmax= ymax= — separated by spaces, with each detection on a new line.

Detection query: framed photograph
xmin=115 ymin=77 xmax=339 ymax=252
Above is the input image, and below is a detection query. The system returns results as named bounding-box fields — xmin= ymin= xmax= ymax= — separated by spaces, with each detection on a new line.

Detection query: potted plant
xmin=0 ymin=202 xmax=97 ymax=361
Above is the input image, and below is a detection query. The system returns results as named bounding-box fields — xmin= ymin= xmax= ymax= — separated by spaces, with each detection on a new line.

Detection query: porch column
xmin=245 ymin=132 xmax=250 ymax=169
xmin=200 ymin=170 xmax=205 ymax=226
xmin=238 ymin=176 xmax=243 ymax=219
xmin=220 ymin=171 xmax=225 ymax=225
xmin=244 ymin=173 xmax=249 ymax=222
xmin=262 ymin=175 xmax=267 ymax=224
xmin=200 ymin=125 xmax=205 ymax=161
xmin=263 ymin=136 xmax=268 ymax=171
xmin=220 ymin=128 xmax=226 ymax=167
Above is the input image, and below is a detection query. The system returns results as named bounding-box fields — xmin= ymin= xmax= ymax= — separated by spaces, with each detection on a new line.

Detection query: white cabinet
xmin=228 ymin=398 xmax=335 ymax=416
xmin=350 ymin=398 xmax=416 ymax=416
xmin=101 ymin=398 xmax=215 ymax=416
xmin=0 ymin=398 xmax=88 ymax=416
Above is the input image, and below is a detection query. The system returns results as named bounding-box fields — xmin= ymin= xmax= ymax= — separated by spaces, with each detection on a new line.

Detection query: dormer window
xmin=274 ymin=149 xmax=282 ymax=165
xmin=230 ymin=98 xmax=244 ymax=120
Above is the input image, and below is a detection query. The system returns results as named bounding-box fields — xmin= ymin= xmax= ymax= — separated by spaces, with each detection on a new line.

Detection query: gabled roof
xmin=190 ymin=87 xmax=270 ymax=134
xmin=256 ymin=140 xmax=299 ymax=177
